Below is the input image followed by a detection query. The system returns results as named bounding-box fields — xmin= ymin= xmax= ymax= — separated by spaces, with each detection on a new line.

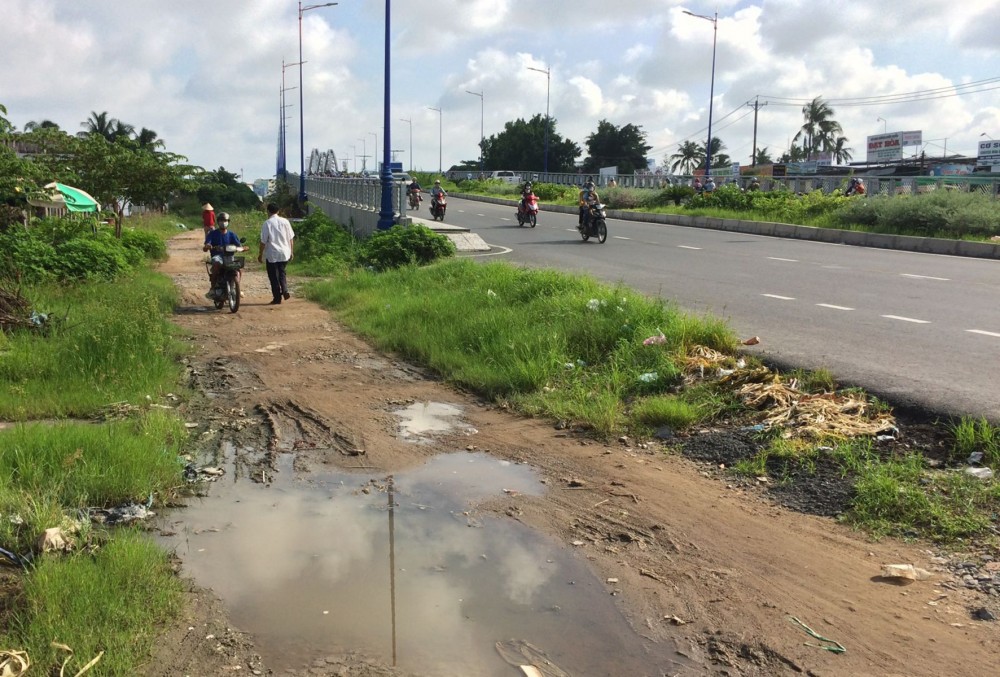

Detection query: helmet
xmin=217 ymin=212 xmax=230 ymax=224
xmin=434 ymin=179 xmax=441 ymax=184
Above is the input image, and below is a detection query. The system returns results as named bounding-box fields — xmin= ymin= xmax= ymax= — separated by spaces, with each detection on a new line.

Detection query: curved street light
xmin=465 ymin=90 xmax=483 ymax=173
xmin=298 ymin=2 xmax=338 ymax=203
xmin=427 ymin=107 xmax=442 ymax=174
xmin=400 ymin=118 xmax=412 ymax=171
xmin=527 ymin=65 xmax=550 ymax=174
xmin=683 ymin=10 xmax=718 ymax=178
xmin=877 ymin=116 xmax=887 ymax=133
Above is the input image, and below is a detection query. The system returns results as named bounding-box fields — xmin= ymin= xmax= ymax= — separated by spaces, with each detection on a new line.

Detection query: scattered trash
xmin=968 ymin=452 xmax=984 ymax=464
xmin=571 ymin=540 xmax=585 ymax=546
xmin=587 ymin=299 xmax=605 ymax=311
xmin=0 ymin=649 xmax=29 ymax=677
xmin=880 ymin=564 xmax=933 ymax=581
xmin=487 ymin=289 xmax=497 ymax=298
xmin=563 ymin=362 xmax=575 ymax=370
xmin=175 ymin=223 xmax=188 ymax=229
xmin=637 ymin=372 xmax=658 ymax=383
xmin=742 ymin=336 xmax=760 ymax=345
xmin=788 ymin=616 xmax=846 ymax=654
xmin=664 ymin=615 xmax=688 ymax=625
xmin=89 ymin=502 xmax=154 ymax=525
xmin=972 ymin=607 xmax=997 ymax=622
xmin=52 ymin=642 xmax=104 ymax=676
xmin=0 ymin=545 xmax=30 ymax=568
xmin=495 ymin=639 xmax=571 ymax=677
xmin=606 ymin=578 xmax=619 ymax=584
xmin=37 ymin=527 xmax=73 ymax=554
xmin=642 ymin=329 xmax=666 ymax=346
xmin=964 ymin=467 xmax=994 ymax=480
xmin=183 ymin=463 xmax=226 ymax=483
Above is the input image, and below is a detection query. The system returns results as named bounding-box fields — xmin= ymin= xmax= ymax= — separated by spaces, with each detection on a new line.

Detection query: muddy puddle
xmin=157 ymin=413 xmax=692 ymax=676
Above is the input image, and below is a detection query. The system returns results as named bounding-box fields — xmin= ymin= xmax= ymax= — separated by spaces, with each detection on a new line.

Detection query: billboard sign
xmin=977 ymin=140 xmax=1000 ymax=165
xmin=867 ymin=133 xmax=903 ymax=162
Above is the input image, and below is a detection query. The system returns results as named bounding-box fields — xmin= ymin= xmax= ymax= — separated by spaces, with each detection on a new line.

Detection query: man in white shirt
xmin=257 ymin=203 xmax=295 ymax=305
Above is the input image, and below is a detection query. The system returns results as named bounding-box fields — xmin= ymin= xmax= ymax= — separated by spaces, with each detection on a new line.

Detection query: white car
xmin=490 ymin=170 xmax=521 ymax=184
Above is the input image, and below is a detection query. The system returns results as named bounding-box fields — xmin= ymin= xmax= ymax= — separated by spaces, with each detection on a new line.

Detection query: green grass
xmin=949 ymin=416 xmax=1000 ymax=466
xmin=0 ymin=531 xmax=183 ymax=676
xmin=305 ymin=258 xmax=736 ymax=435
xmin=0 ymin=269 xmax=185 ymax=419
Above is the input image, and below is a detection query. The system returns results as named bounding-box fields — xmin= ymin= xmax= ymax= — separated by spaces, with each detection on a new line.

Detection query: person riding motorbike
xmin=578 ymin=177 xmax=596 ymax=227
xmin=580 ymin=189 xmax=601 ymax=232
xmin=203 ymin=213 xmax=246 ymax=298
xmin=407 ymin=178 xmax=422 ymax=208
xmin=518 ymin=181 xmax=535 ymax=212
xmin=846 ymin=177 xmax=866 ymax=196
xmin=430 ymin=179 xmax=446 ymax=199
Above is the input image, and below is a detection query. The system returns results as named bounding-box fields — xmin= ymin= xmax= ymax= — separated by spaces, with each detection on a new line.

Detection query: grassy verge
xmin=298 ymin=214 xmax=998 ymax=545
xmin=0 ymin=213 xmax=190 ymax=674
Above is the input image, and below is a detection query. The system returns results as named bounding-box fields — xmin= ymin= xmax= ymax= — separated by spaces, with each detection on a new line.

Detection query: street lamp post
xmin=982 ymin=132 xmax=995 ymax=140
xmin=465 ymin=90 xmax=483 ymax=173
xmin=527 ymin=65 xmax=550 ymax=174
xmin=357 ymin=137 xmax=367 ymax=172
xmin=376 ymin=0 xmax=394 ymax=231
xmin=298 ymin=2 xmax=338 ymax=204
xmin=280 ymin=60 xmax=301 ymax=180
xmin=877 ymin=116 xmax=887 ymax=133
xmin=683 ymin=10 xmax=718 ymax=179
xmin=370 ymin=132 xmax=378 ymax=173
xmin=427 ymin=106 xmax=442 ymax=174
xmin=350 ymin=145 xmax=356 ymax=173
xmin=400 ymin=118 xmax=412 ymax=171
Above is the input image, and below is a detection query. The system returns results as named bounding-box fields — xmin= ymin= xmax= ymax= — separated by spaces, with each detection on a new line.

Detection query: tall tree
xmin=698 ymin=137 xmax=729 ymax=170
xmin=753 ymin=147 xmax=773 ymax=165
xmin=80 ymin=111 xmax=134 ymax=142
xmin=778 ymin=143 xmax=808 ymax=163
xmin=669 ymin=141 xmax=702 ymax=174
xmin=134 ymin=127 xmax=162 ymax=150
xmin=793 ymin=97 xmax=843 ymax=160
xmin=583 ymin=120 xmax=651 ymax=174
xmin=480 ymin=114 xmax=580 ymax=172
xmin=0 ymin=103 xmax=12 ymax=133
xmin=24 ymin=119 xmax=61 ymax=132
xmin=831 ymin=136 xmax=853 ymax=164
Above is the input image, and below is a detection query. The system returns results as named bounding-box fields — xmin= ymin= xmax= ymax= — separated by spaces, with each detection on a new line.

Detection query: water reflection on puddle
xmin=158 ymin=452 xmax=688 ymax=676
xmin=393 ymin=401 xmax=477 ymax=441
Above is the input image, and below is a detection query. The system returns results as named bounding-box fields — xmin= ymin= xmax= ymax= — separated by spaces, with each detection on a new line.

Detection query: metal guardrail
xmin=443 ymin=170 xmax=1000 ymax=197
xmin=299 ymin=175 xmax=410 ymax=238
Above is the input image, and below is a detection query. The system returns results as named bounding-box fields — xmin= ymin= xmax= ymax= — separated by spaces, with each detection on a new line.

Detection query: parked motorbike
xmin=516 ymin=191 xmax=539 ymax=227
xmin=579 ymin=202 xmax=608 ymax=243
xmin=430 ymin=193 xmax=447 ymax=221
xmin=408 ymin=187 xmax=422 ymax=210
xmin=206 ymin=242 xmax=247 ymax=313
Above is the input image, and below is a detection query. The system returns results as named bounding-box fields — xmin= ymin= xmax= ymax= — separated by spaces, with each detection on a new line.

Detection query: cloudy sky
xmin=2 ymin=0 xmax=998 ymax=182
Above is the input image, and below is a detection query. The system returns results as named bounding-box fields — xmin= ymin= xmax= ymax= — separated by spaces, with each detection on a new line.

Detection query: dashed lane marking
xmin=816 ymin=303 xmax=855 ymax=311
xmin=761 ymin=294 xmax=796 ymax=300
xmin=768 ymin=256 xmax=798 ymax=262
xmin=613 ymin=236 xmax=631 ymax=240
xmin=882 ymin=315 xmax=930 ymax=324
xmin=967 ymin=329 xmax=1000 ymax=338
xmin=677 ymin=245 xmax=701 ymax=250
xmin=901 ymin=273 xmax=950 ymax=281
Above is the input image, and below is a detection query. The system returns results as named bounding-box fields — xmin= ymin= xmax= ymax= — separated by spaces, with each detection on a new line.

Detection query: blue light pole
xmin=684 ymin=10 xmax=717 ymax=179
xmin=298 ymin=2 xmax=338 ymax=205
xmin=377 ymin=0 xmax=395 ymax=230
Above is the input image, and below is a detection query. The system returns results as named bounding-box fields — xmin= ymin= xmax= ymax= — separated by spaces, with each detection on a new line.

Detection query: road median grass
xmin=300 ymin=217 xmax=998 ymax=546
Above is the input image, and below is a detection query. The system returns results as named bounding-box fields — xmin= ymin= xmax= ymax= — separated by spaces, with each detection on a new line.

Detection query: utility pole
xmin=746 ymin=96 xmax=767 ymax=166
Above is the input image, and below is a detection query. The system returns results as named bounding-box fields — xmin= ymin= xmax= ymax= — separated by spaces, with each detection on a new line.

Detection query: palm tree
xmin=135 ymin=127 xmax=163 ymax=150
xmin=793 ymin=97 xmax=843 ymax=160
xmin=24 ymin=119 xmax=61 ymax=132
xmin=669 ymin=141 xmax=702 ymax=174
xmin=698 ymin=137 xmax=728 ymax=170
xmin=831 ymin=136 xmax=853 ymax=164
xmin=80 ymin=110 xmax=115 ymax=140
xmin=109 ymin=120 xmax=135 ymax=142
xmin=753 ymin=147 xmax=773 ymax=165
xmin=778 ymin=143 xmax=808 ymax=164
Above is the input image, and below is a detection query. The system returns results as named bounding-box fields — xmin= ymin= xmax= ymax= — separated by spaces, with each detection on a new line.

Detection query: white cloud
xmin=0 ymin=0 xmax=996 ymax=180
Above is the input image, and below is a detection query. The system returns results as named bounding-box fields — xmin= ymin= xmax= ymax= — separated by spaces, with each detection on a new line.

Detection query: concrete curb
xmin=451 ymin=193 xmax=1000 ymax=261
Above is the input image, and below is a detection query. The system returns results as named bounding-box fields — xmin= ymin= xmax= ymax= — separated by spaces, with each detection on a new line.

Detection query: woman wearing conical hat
xmin=202 ymin=203 xmax=216 ymax=234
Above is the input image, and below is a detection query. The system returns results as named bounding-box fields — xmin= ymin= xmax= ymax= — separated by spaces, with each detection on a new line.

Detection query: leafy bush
xmin=600 ymin=187 xmax=647 ymax=210
xmin=647 ymin=185 xmax=695 ymax=206
xmin=835 ymin=191 xmax=1000 ymax=238
xmin=356 ymin=225 xmax=456 ymax=271
xmin=121 ymin=228 xmax=167 ymax=261
xmin=57 ymin=237 xmax=133 ymax=281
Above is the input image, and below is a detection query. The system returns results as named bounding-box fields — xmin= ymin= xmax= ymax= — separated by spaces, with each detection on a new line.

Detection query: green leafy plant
xmin=356 ymin=224 xmax=456 ymax=271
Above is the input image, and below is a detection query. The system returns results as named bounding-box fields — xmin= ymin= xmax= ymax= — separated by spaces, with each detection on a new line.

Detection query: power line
xmin=760 ymin=75 xmax=1000 ymax=107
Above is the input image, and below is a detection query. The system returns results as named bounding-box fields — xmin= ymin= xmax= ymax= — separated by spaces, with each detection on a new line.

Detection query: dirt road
xmin=149 ymin=230 xmax=998 ymax=676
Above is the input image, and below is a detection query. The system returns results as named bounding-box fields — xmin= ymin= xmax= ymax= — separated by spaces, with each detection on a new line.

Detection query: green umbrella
xmin=47 ymin=182 xmax=99 ymax=213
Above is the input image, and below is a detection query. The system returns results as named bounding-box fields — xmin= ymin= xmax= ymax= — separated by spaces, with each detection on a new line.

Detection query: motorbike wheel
xmin=529 ymin=213 xmax=537 ymax=228
xmin=596 ymin=219 xmax=608 ymax=243
xmin=214 ymin=296 xmax=224 ymax=310
xmin=517 ymin=213 xmax=524 ymax=226
xmin=227 ymin=279 xmax=240 ymax=313
xmin=580 ymin=226 xmax=590 ymax=242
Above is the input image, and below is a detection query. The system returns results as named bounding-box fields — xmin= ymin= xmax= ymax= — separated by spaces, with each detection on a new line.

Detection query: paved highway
xmin=428 ymin=195 xmax=1000 ymax=420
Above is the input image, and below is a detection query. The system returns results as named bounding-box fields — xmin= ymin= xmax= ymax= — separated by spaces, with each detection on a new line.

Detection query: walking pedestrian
xmin=258 ymin=203 xmax=295 ymax=305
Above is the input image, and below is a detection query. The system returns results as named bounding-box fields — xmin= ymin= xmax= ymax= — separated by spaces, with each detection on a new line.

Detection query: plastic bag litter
xmin=0 ymin=649 xmax=29 ymax=677
xmin=880 ymin=563 xmax=933 ymax=581
xmin=643 ymin=328 xmax=666 ymax=346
